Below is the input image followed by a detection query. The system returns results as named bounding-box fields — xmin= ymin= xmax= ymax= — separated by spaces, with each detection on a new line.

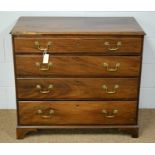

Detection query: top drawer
xmin=13 ymin=36 xmax=143 ymax=55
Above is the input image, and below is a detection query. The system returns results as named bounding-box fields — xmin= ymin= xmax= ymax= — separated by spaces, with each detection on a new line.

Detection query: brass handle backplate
xmin=104 ymin=41 xmax=122 ymax=51
xmin=37 ymin=108 xmax=55 ymax=119
xmin=103 ymin=62 xmax=120 ymax=72
xmin=35 ymin=62 xmax=52 ymax=71
xmin=102 ymin=84 xmax=119 ymax=94
xmin=102 ymin=109 xmax=118 ymax=118
xmin=34 ymin=41 xmax=52 ymax=51
xmin=36 ymin=84 xmax=53 ymax=94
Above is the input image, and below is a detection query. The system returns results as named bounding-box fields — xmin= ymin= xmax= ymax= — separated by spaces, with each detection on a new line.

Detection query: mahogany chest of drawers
xmin=11 ymin=17 xmax=145 ymax=139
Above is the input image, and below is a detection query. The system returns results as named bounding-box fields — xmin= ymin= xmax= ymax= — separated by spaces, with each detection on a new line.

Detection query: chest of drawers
xmin=11 ymin=17 xmax=145 ymax=139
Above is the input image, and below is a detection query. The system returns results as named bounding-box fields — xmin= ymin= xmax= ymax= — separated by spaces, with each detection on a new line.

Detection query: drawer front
xmin=17 ymin=78 xmax=138 ymax=100
xmin=14 ymin=37 xmax=142 ymax=54
xmin=16 ymin=55 xmax=141 ymax=77
xmin=18 ymin=101 xmax=137 ymax=125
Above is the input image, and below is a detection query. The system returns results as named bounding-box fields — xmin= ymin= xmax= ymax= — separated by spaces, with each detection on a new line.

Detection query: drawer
xmin=14 ymin=37 xmax=142 ymax=54
xmin=18 ymin=101 xmax=137 ymax=125
xmin=17 ymin=78 xmax=138 ymax=100
xmin=16 ymin=55 xmax=141 ymax=77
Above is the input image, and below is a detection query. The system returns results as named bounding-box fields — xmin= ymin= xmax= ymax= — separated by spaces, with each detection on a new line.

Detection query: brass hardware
xmin=34 ymin=41 xmax=52 ymax=51
xmin=102 ymin=84 xmax=119 ymax=94
xmin=103 ymin=62 xmax=120 ymax=72
xmin=36 ymin=84 xmax=53 ymax=94
xmin=101 ymin=109 xmax=118 ymax=118
xmin=37 ymin=108 xmax=55 ymax=119
xmin=35 ymin=62 xmax=52 ymax=71
xmin=104 ymin=41 xmax=122 ymax=51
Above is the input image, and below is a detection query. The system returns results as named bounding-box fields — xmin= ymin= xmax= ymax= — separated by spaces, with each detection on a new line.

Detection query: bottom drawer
xmin=18 ymin=101 xmax=137 ymax=125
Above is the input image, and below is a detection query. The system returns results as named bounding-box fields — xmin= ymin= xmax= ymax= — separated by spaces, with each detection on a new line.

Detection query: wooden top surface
xmin=11 ymin=17 xmax=145 ymax=35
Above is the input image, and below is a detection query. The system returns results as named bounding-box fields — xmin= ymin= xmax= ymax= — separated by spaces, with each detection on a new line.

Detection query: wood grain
xmin=18 ymin=101 xmax=137 ymax=125
xmin=15 ymin=55 xmax=141 ymax=77
xmin=14 ymin=37 xmax=142 ymax=54
xmin=17 ymin=78 xmax=139 ymax=100
xmin=11 ymin=17 xmax=144 ymax=35
xmin=11 ymin=17 xmax=144 ymax=138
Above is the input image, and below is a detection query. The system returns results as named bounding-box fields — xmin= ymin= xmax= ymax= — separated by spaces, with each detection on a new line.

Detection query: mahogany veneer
xmin=11 ymin=17 xmax=145 ymax=139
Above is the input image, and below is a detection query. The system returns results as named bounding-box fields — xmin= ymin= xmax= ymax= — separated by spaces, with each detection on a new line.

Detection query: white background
xmin=0 ymin=11 xmax=155 ymax=109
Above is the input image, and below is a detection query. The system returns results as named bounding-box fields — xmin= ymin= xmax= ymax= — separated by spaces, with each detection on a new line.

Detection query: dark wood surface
xmin=11 ymin=17 xmax=144 ymax=35
xmin=14 ymin=36 xmax=142 ymax=54
xmin=18 ymin=101 xmax=137 ymax=125
xmin=16 ymin=125 xmax=139 ymax=139
xmin=11 ymin=17 xmax=145 ymax=139
xmin=16 ymin=128 xmax=37 ymax=139
xmin=17 ymin=78 xmax=138 ymax=100
xmin=16 ymin=55 xmax=141 ymax=77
